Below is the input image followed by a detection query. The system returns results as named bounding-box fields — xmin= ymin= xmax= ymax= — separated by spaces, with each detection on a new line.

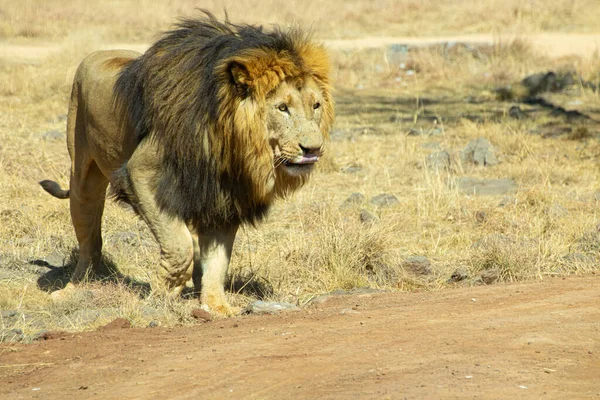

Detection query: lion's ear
xmin=230 ymin=62 xmax=253 ymax=95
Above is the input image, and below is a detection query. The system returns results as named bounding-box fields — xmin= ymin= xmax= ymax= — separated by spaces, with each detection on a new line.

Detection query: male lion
xmin=40 ymin=12 xmax=334 ymax=315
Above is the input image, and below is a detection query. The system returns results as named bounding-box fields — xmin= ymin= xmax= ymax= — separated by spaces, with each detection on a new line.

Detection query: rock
xmin=341 ymin=193 xmax=366 ymax=208
xmin=521 ymin=72 xmax=558 ymax=96
xmin=1 ymin=310 xmax=18 ymax=319
xmin=243 ymin=301 xmax=299 ymax=315
xmin=41 ymin=129 xmax=64 ymax=140
xmin=359 ymin=209 xmax=379 ymax=226
xmin=403 ymin=256 xmax=432 ymax=276
xmin=508 ymin=105 xmax=527 ymax=119
xmin=448 ymin=268 xmax=469 ymax=283
xmin=370 ymin=194 xmax=399 ymax=207
xmin=461 ymin=137 xmax=498 ymax=166
xmin=426 ymin=151 xmax=451 ymax=171
xmin=1 ymin=328 xmax=24 ymax=342
xmin=191 ymin=308 xmax=212 ymax=322
xmin=99 ymin=318 xmax=131 ymax=331
xmin=457 ymin=178 xmax=516 ymax=196
xmin=147 ymin=321 xmax=160 ymax=328
xmin=480 ymin=269 xmax=500 ymax=284
xmin=475 ymin=210 xmax=487 ymax=223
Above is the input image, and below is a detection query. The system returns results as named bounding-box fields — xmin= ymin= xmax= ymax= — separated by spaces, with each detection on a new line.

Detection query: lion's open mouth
xmin=281 ymin=154 xmax=319 ymax=176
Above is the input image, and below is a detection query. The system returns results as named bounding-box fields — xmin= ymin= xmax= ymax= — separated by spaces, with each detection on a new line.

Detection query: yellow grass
xmin=1 ymin=0 xmax=600 ymax=341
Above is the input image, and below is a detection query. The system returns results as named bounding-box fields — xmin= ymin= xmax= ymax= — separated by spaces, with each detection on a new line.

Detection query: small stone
xmin=403 ymin=256 xmax=432 ymax=275
xmin=341 ymin=193 xmax=366 ymax=208
xmin=448 ymin=268 xmax=469 ymax=283
xmin=508 ymin=105 xmax=527 ymax=120
xmin=461 ymin=137 xmax=498 ymax=166
xmin=480 ymin=269 xmax=500 ymax=285
xmin=191 ymin=308 xmax=212 ymax=322
xmin=360 ymin=209 xmax=379 ymax=225
xmin=243 ymin=301 xmax=299 ymax=315
xmin=1 ymin=310 xmax=18 ymax=319
xmin=147 ymin=321 xmax=160 ymax=328
xmin=41 ymin=129 xmax=64 ymax=140
xmin=370 ymin=194 xmax=399 ymax=207
xmin=475 ymin=210 xmax=487 ymax=223
xmin=426 ymin=151 xmax=451 ymax=171
xmin=1 ymin=328 xmax=24 ymax=342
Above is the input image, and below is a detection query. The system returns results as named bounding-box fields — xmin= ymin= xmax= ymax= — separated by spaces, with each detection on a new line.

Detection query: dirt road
xmin=1 ymin=276 xmax=598 ymax=399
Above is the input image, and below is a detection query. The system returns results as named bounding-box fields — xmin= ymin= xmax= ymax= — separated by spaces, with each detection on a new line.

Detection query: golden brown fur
xmin=40 ymin=12 xmax=334 ymax=314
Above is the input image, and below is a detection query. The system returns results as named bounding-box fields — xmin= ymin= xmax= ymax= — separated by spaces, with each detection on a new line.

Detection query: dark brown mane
xmin=113 ymin=11 xmax=333 ymax=233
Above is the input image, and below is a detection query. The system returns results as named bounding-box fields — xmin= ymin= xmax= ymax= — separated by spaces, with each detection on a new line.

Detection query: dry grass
xmin=2 ymin=0 xmax=600 ymax=341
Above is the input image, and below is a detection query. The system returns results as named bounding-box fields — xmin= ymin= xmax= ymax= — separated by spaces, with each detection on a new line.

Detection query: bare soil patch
xmin=1 ymin=276 xmax=598 ymax=399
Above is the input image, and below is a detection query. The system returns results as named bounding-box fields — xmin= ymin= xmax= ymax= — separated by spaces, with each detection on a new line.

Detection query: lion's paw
xmin=201 ymin=293 xmax=239 ymax=317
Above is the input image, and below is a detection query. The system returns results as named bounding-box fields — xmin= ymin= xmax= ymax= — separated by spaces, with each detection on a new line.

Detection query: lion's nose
xmin=299 ymin=143 xmax=323 ymax=156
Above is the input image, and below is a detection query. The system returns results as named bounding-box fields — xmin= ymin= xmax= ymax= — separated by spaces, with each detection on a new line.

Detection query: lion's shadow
xmin=30 ymin=249 xmax=272 ymax=300
xmin=30 ymin=248 xmax=151 ymax=296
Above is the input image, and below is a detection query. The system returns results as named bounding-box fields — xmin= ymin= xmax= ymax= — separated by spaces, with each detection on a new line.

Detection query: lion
xmin=39 ymin=12 xmax=334 ymax=315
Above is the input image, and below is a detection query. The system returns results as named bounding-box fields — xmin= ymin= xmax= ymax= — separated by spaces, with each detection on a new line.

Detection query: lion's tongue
xmin=297 ymin=154 xmax=319 ymax=164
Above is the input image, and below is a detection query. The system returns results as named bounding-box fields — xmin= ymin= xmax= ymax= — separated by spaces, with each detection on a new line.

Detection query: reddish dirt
xmin=1 ymin=276 xmax=599 ymax=399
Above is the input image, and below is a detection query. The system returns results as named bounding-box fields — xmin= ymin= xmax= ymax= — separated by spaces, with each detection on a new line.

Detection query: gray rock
xmin=359 ymin=209 xmax=379 ymax=225
xmin=403 ymin=256 xmax=432 ymax=275
xmin=461 ymin=137 xmax=498 ymax=166
xmin=370 ymin=194 xmax=399 ymax=207
xmin=426 ymin=151 xmax=451 ymax=171
xmin=1 ymin=310 xmax=18 ymax=319
xmin=448 ymin=268 xmax=469 ymax=283
xmin=1 ymin=328 xmax=24 ymax=342
xmin=508 ymin=105 xmax=527 ymax=120
xmin=243 ymin=301 xmax=300 ymax=315
xmin=148 ymin=320 xmax=160 ymax=328
xmin=41 ymin=129 xmax=64 ymax=140
xmin=480 ymin=269 xmax=500 ymax=284
xmin=341 ymin=193 xmax=366 ymax=208
xmin=457 ymin=178 xmax=516 ymax=196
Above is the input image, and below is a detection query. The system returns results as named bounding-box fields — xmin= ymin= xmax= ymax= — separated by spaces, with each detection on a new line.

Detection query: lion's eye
xmin=278 ymin=103 xmax=289 ymax=112
xmin=313 ymin=102 xmax=321 ymax=110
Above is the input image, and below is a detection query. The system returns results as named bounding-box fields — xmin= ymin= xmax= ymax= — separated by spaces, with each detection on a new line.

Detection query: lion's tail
xmin=39 ymin=180 xmax=70 ymax=199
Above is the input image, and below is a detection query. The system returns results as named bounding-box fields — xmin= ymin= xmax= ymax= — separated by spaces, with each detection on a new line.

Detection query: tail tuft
xmin=40 ymin=180 xmax=70 ymax=199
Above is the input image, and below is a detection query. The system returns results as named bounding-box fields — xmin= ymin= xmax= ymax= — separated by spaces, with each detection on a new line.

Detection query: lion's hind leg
xmin=69 ymin=160 xmax=110 ymax=282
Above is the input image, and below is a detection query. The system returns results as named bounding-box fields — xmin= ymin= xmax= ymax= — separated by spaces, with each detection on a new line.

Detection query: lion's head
xmin=114 ymin=12 xmax=334 ymax=231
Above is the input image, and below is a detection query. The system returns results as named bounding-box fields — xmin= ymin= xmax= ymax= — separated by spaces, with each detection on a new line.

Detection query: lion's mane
xmin=113 ymin=12 xmax=334 ymax=232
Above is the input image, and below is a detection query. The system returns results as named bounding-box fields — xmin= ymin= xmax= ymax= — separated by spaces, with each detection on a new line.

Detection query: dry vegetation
xmin=1 ymin=0 xmax=600 ymax=341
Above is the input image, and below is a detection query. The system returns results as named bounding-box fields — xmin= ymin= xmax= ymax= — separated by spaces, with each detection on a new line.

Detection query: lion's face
xmin=266 ymin=76 xmax=326 ymax=177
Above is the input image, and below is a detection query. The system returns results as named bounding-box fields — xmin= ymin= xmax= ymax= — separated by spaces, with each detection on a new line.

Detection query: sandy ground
xmin=1 ymin=276 xmax=599 ymax=399
xmin=2 ymin=33 xmax=600 ymax=63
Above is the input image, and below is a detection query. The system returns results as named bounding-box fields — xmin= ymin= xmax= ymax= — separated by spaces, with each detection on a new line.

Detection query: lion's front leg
xmin=192 ymin=226 xmax=239 ymax=316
